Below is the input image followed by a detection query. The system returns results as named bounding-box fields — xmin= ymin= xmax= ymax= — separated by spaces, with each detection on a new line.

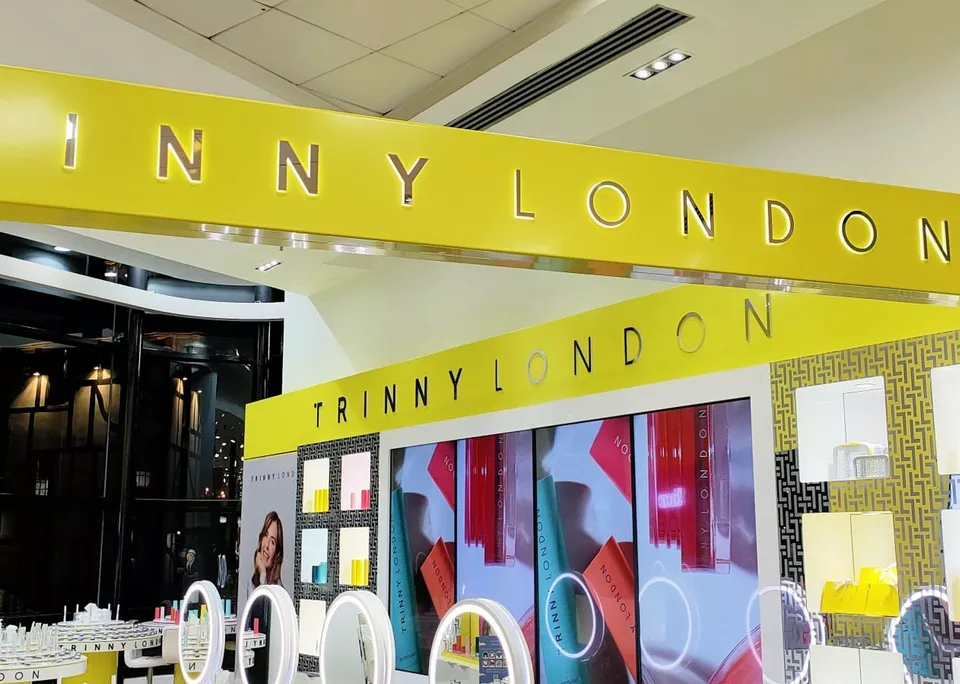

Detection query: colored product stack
xmin=448 ymin=613 xmax=482 ymax=657
xmin=311 ymin=562 xmax=329 ymax=584
xmin=311 ymin=488 xmax=330 ymax=513
xmin=647 ymin=403 xmax=731 ymax=573
xmin=347 ymin=489 xmax=371 ymax=510
xmin=350 ymin=558 xmax=370 ymax=585
xmin=464 ymin=434 xmax=516 ymax=565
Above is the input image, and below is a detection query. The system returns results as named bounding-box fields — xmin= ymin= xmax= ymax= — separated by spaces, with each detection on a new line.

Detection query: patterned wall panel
xmin=293 ymin=433 xmax=380 ymax=673
xmin=772 ymin=331 xmax=960 ymax=682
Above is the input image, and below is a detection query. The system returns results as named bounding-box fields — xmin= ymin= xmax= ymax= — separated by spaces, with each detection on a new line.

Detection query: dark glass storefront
xmin=0 ymin=277 xmax=282 ymax=623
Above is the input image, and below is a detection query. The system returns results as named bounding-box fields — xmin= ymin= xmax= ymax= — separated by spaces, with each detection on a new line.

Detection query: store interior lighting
xmin=629 ymin=49 xmax=690 ymax=81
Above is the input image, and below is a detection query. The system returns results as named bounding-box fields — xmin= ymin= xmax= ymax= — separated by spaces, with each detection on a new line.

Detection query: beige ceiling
xmin=111 ymin=0 xmax=568 ymax=115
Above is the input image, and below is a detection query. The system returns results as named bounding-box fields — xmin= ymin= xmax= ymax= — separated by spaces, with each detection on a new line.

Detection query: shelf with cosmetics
xmin=292 ymin=435 xmax=381 ymax=672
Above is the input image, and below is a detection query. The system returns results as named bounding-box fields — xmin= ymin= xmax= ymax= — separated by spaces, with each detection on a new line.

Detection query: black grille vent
xmin=448 ymin=5 xmax=691 ymax=131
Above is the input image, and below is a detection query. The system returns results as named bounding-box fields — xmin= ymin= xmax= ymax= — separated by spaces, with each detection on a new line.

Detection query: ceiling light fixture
xmin=256 ymin=260 xmax=281 ymax=272
xmin=54 ymin=246 xmax=72 ymax=253
xmin=628 ymin=49 xmax=691 ymax=81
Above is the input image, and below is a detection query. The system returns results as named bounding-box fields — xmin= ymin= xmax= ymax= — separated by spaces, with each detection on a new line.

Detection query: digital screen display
xmin=388 ymin=398 xmax=760 ymax=683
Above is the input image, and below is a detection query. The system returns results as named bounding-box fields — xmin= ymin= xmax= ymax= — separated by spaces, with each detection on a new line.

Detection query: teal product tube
xmin=390 ymin=488 xmax=423 ymax=673
xmin=537 ymin=475 xmax=588 ymax=684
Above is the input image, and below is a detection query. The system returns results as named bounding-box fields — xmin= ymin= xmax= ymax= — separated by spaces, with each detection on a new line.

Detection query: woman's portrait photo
xmin=250 ymin=510 xmax=284 ymax=591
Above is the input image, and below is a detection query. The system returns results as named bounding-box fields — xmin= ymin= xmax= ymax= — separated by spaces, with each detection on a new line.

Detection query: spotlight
xmin=54 ymin=246 xmax=72 ymax=253
xmin=32 ymin=371 xmax=40 ymax=377
xmin=256 ymin=260 xmax=281 ymax=272
xmin=628 ymin=49 xmax=691 ymax=82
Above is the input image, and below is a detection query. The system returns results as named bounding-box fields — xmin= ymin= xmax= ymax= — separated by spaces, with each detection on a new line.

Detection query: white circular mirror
xmin=239 ymin=584 xmax=299 ymax=684
xmin=428 ymin=598 xmax=533 ymax=684
xmin=318 ymin=590 xmax=394 ymax=684
xmin=178 ymin=581 xmax=225 ymax=684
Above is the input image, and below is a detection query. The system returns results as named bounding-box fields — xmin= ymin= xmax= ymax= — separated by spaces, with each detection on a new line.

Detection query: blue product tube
xmin=390 ymin=488 xmax=423 ymax=673
xmin=537 ymin=475 xmax=588 ymax=684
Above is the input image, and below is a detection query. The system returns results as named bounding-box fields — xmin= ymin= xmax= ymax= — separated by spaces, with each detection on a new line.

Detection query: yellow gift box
xmin=820 ymin=565 xmax=899 ymax=617
xmin=860 ymin=565 xmax=899 ymax=617
xmin=821 ymin=581 xmax=869 ymax=614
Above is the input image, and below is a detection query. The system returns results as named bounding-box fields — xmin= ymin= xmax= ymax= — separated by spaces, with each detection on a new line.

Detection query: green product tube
xmin=537 ymin=475 xmax=589 ymax=684
xmin=389 ymin=487 xmax=423 ymax=673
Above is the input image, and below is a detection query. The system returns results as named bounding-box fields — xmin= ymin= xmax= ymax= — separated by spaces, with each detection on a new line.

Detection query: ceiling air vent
xmin=448 ymin=5 xmax=691 ymax=131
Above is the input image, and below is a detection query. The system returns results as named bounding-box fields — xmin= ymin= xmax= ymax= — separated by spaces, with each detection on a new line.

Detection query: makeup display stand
xmin=0 ymin=623 xmax=87 ymax=683
xmin=57 ymin=607 xmax=162 ymax=684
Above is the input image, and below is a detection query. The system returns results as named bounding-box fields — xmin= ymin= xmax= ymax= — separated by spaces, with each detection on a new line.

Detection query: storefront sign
xmin=245 ymin=285 xmax=960 ymax=457
xmin=1 ymin=66 xmax=960 ymax=298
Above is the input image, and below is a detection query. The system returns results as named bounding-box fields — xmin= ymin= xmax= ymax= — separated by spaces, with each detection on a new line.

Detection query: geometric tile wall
xmin=772 ymin=331 xmax=960 ymax=683
xmin=293 ymin=432 xmax=380 ymax=673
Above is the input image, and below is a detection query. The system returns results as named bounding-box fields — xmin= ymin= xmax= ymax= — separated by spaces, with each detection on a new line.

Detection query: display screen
xmin=456 ymin=431 xmax=536 ymax=663
xmin=390 ymin=442 xmax=457 ymax=675
xmin=535 ymin=417 xmax=636 ymax=684
xmin=388 ymin=398 xmax=760 ymax=683
xmin=634 ymin=399 xmax=759 ymax=684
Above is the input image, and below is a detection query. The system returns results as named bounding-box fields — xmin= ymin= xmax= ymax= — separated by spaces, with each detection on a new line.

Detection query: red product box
xmin=422 ymin=538 xmax=455 ymax=619
xmin=589 ymin=418 xmax=633 ymax=503
xmin=428 ymin=442 xmax=456 ymax=510
xmin=361 ymin=489 xmax=371 ymax=509
xmin=583 ymin=537 xmax=637 ymax=682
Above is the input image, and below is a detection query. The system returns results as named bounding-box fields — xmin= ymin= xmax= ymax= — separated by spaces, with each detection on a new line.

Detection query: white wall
xmin=593 ymin=0 xmax=960 ymax=193
xmin=0 ymin=0 xmax=281 ymax=102
xmin=306 ymin=259 xmax=667 ymax=376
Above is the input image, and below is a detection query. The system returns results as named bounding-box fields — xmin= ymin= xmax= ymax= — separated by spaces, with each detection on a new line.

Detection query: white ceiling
xmin=413 ymin=0 xmax=890 ymax=142
xmin=110 ymin=0 xmax=569 ymax=115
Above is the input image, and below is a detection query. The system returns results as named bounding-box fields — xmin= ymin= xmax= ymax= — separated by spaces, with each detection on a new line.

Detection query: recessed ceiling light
xmin=53 ymin=246 xmax=72 ymax=253
xmin=628 ymin=49 xmax=691 ymax=82
xmin=256 ymin=260 xmax=281 ymax=272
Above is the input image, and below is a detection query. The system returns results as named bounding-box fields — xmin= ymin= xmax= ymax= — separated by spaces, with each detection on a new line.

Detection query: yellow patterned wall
xmin=772 ymin=332 xmax=959 ymax=647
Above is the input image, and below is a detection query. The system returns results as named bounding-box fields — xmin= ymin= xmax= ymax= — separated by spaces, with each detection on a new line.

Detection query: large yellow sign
xmin=1 ymin=65 xmax=959 ymax=297
xmin=245 ymin=285 xmax=960 ymax=458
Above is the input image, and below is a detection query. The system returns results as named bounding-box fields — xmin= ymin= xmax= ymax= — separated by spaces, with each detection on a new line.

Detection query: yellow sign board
xmin=1 ymin=65 xmax=959 ymax=297
xmin=245 ymin=285 xmax=960 ymax=458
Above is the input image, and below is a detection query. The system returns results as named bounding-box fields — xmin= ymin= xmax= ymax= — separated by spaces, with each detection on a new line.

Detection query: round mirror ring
xmin=238 ymin=585 xmax=299 ymax=684
xmin=318 ymin=590 xmax=395 ymax=684
xmin=178 ymin=581 xmax=226 ymax=684
xmin=427 ymin=598 xmax=534 ymax=684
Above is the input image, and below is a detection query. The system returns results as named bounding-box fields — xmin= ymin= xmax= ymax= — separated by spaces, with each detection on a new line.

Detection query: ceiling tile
xmin=448 ymin=0 xmax=487 ymax=8
xmin=382 ymin=12 xmax=510 ymax=75
xmin=278 ymin=0 xmax=461 ymax=50
xmin=302 ymin=53 xmax=439 ymax=114
xmin=471 ymin=0 xmax=561 ymax=30
xmin=139 ymin=0 xmax=266 ymax=37
xmin=214 ymin=9 xmax=370 ymax=84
